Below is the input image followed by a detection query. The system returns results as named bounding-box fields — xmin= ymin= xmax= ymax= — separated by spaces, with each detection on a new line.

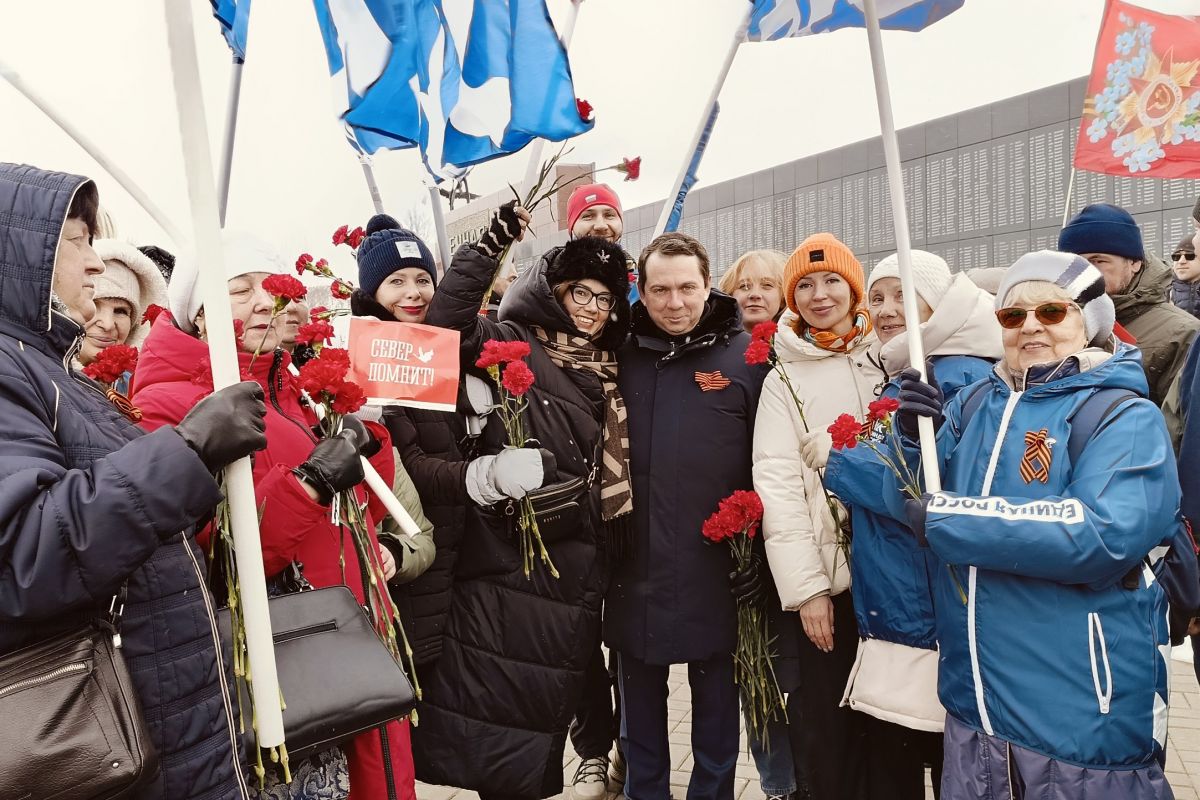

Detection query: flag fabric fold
xmin=1074 ymin=0 xmax=1200 ymax=179
xmin=210 ymin=0 xmax=250 ymax=61
xmin=664 ymin=101 xmax=720 ymax=234
xmin=311 ymin=0 xmax=592 ymax=180
xmin=747 ymin=0 xmax=963 ymax=42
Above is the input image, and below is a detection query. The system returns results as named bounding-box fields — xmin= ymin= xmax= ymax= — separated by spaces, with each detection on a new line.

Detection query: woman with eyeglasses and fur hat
xmin=411 ymin=202 xmax=633 ymax=800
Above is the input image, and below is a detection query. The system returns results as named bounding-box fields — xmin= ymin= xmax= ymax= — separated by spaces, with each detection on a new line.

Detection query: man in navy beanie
xmin=1059 ymin=202 xmax=1198 ymax=405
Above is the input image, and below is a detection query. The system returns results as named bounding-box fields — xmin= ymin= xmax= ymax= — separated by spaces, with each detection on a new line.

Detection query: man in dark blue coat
xmin=606 ymin=232 xmax=768 ymax=800
xmin=0 ymin=163 xmax=267 ymax=799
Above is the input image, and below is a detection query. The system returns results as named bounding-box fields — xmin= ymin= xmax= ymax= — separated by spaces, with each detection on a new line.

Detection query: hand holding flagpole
xmin=863 ymin=0 xmax=941 ymax=493
xmin=162 ymin=0 xmax=284 ymax=749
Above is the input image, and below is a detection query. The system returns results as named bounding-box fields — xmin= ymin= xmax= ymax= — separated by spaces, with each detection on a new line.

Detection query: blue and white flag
xmin=210 ymin=0 xmax=250 ymax=61
xmin=664 ymin=101 xmax=720 ymax=234
xmin=312 ymin=0 xmax=592 ymax=181
xmin=747 ymin=0 xmax=963 ymax=41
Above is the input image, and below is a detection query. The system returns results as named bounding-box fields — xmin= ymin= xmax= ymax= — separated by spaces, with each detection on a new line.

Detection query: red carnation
xmin=232 ymin=319 xmax=245 ymax=343
xmin=745 ymin=339 xmax=771 ymax=366
xmin=723 ymin=490 xmax=764 ymax=534
xmin=262 ymin=274 xmax=307 ymax=304
xmin=295 ymin=253 xmax=314 ymax=275
xmin=702 ymin=511 xmax=735 ymax=543
xmin=332 ymin=225 xmax=349 ymax=246
xmin=751 ymin=320 xmax=778 ymax=342
xmin=501 ymin=360 xmax=535 ymax=396
xmin=617 ymin=156 xmax=642 ymax=182
xmin=476 ymin=339 xmax=532 ymax=369
xmin=828 ymin=413 xmax=863 ymax=450
xmin=310 ymin=306 xmax=330 ymax=320
xmin=576 ymin=98 xmax=593 ymax=123
xmin=330 ymin=380 xmax=366 ymax=414
xmin=296 ymin=319 xmax=335 ymax=346
xmin=347 ymin=226 xmax=366 ymax=249
xmin=867 ymin=396 xmax=900 ymax=423
xmin=83 ymin=344 xmax=138 ymax=384
xmin=331 ymin=280 xmax=353 ymax=300
xmin=142 ymin=303 xmax=168 ymax=325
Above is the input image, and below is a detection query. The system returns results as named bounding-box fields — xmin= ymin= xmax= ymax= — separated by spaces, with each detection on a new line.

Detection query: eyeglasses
xmin=569 ymin=283 xmax=616 ymax=312
xmin=1173 ymin=252 xmax=1197 ymax=262
xmin=995 ymin=302 xmax=1076 ymax=329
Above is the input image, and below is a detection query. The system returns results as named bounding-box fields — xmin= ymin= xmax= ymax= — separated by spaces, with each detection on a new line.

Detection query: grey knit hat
xmin=995 ymin=250 xmax=1115 ymax=346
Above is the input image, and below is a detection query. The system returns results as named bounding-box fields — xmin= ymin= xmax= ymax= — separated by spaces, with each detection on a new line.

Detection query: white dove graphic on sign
xmin=416 ymin=347 xmax=435 ymax=364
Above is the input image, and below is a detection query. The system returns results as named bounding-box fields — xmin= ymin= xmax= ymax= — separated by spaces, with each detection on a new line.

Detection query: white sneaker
xmin=572 ymin=756 xmax=609 ymax=800
xmin=608 ymin=744 xmax=626 ymax=786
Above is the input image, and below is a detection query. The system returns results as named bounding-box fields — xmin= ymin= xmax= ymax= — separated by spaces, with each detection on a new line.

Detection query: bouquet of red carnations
xmin=702 ymin=490 xmax=785 ymax=742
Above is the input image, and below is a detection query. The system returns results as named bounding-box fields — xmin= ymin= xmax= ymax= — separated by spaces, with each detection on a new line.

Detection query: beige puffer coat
xmin=753 ymin=311 xmax=885 ymax=611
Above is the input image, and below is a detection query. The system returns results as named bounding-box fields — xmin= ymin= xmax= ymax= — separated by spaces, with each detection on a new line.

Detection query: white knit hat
xmin=994 ymin=250 xmax=1115 ymax=346
xmin=868 ymin=250 xmax=954 ymax=309
xmin=91 ymin=239 xmax=169 ymax=348
xmin=167 ymin=230 xmax=291 ymax=332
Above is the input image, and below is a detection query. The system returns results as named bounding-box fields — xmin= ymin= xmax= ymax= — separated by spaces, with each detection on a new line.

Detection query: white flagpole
xmin=427 ymin=184 xmax=453 ymax=273
xmin=1062 ymin=167 xmax=1077 ymax=228
xmin=359 ymin=153 xmax=387 ymax=215
xmin=0 ymin=58 xmax=188 ymax=246
xmin=217 ymin=56 xmax=246 ymax=227
xmin=653 ymin=3 xmax=751 ymax=237
xmin=162 ymin=0 xmax=284 ymax=749
xmin=863 ymin=0 xmax=941 ymax=493
xmin=497 ymin=0 xmax=584 ymax=271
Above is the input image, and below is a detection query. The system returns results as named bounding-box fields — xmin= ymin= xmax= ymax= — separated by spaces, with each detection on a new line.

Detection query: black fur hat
xmin=545 ymin=236 xmax=629 ymax=299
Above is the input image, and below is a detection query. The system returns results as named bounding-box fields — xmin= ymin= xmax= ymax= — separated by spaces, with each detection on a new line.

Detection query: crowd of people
xmin=1 ymin=157 xmax=1199 ymax=800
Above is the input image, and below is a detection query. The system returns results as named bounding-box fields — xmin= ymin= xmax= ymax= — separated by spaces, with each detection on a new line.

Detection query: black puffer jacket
xmin=351 ymin=291 xmax=476 ymax=667
xmin=413 ymin=244 xmax=628 ymax=797
xmin=1172 ymin=277 xmax=1200 ymax=320
xmin=0 ymin=164 xmax=245 ymax=799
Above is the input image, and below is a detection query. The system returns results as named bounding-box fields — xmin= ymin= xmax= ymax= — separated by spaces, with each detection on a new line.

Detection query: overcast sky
xmin=1 ymin=0 xmax=1196 ymax=280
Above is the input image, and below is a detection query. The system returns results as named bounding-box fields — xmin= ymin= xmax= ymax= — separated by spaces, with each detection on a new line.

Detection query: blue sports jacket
xmin=826 ymin=354 xmax=995 ymax=650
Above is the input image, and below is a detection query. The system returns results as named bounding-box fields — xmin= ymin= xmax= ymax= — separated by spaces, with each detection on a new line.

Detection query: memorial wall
xmin=600 ymin=76 xmax=1200 ymax=282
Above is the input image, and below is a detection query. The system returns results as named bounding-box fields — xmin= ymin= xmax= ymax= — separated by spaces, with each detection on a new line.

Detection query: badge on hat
xmin=810 ymin=249 xmax=825 ymax=264
xmin=396 ymin=240 xmax=422 ymax=260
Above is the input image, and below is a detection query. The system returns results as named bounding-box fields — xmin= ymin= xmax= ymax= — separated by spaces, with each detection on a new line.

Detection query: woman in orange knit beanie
xmin=753 ymin=232 xmax=883 ymax=799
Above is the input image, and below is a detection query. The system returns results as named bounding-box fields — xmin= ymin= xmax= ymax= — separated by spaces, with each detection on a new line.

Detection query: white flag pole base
xmin=863 ymin=0 xmax=941 ymax=494
xmin=361 ymin=457 xmax=422 ymax=538
xmin=162 ymin=0 xmax=284 ymax=748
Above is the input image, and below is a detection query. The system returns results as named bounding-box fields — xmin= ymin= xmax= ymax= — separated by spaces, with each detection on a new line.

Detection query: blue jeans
xmin=746 ymin=703 xmax=796 ymax=796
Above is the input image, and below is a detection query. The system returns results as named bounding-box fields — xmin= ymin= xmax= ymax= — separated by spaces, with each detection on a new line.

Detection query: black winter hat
xmin=546 ymin=236 xmax=629 ymax=300
xmin=356 ymin=213 xmax=438 ymax=297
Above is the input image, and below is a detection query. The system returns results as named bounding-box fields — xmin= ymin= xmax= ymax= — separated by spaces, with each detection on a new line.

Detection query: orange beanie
xmin=784 ymin=233 xmax=866 ymax=316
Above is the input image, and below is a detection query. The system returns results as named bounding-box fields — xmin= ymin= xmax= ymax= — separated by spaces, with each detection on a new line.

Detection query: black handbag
xmin=517 ymin=473 xmax=591 ymax=543
xmin=0 ymin=586 xmax=159 ymax=800
xmin=219 ymin=583 xmax=416 ymax=765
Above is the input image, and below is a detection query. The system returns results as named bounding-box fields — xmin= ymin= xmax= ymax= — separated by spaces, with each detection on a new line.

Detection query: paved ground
xmin=417 ymin=651 xmax=1200 ymax=800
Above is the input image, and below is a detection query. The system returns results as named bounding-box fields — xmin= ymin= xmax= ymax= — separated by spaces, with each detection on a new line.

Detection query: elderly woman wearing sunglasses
xmin=1170 ymin=235 xmax=1200 ymax=320
xmin=863 ymin=251 xmax=1180 ymax=798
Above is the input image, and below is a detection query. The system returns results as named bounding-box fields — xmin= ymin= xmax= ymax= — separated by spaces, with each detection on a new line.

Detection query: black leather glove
xmin=474 ymin=200 xmax=524 ymax=259
xmin=293 ymin=430 xmax=364 ymax=505
xmin=730 ymin=551 xmax=768 ymax=604
xmin=897 ymin=364 xmax=943 ymax=442
xmin=905 ymin=493 xmax=932 ymax=548
xmin=339 ymin=415 xmax=382 ymax=459
xmin=175 ymin=381 xmax=267 ymax=472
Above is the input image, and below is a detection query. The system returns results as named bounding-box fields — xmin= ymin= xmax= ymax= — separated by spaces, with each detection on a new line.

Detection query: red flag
xmin=1074 ymin=0 xmax=1200 ymax=179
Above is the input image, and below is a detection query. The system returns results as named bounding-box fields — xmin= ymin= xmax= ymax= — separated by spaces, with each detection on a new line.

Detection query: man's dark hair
xmin=138 ymin=245 xmax=176 ymax=281
xmin=637 ymin=232 xmax=710 ymax=292
xmin=66 ymin=181 xmax=99 ymax=237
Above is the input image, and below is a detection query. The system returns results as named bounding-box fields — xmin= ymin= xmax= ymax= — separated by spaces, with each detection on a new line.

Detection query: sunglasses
xmin=1173 ymin=252 xmax=1197 ymax=262
xmin=995 ymin=302 xmax=1076 ymax=329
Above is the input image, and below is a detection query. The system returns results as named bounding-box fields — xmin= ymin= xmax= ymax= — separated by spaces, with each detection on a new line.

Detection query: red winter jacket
xmin=132 ymin=318 xmax=395 ymax=604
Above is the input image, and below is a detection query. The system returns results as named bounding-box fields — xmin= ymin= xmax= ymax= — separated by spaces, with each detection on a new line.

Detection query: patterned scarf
xmin=796 ymin=309 xmax=874 ymax=353
xmin=531 ymin=327 xmax=633 ymax=521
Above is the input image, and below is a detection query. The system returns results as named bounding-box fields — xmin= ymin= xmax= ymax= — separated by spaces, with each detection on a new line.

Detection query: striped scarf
xmin=531 ymin=327 xmax=633 ymax=521
xmin=796 ymin=309 xmax=873 ymax=353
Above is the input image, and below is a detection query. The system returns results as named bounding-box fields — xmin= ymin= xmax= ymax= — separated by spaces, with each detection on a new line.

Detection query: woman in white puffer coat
xmin=753 ymin=232 xmax=883 ymax=800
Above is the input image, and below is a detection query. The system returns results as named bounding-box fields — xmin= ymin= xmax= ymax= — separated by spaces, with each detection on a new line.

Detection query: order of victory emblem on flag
xmin=1076 ymin=0 xmax=1200 ymax=178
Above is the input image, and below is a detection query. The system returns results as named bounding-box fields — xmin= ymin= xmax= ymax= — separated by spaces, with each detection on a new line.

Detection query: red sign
xmin=1074 ymin=0 xmax=1200 ymax=179
xmin=346 ymin=318 xmax=461 ymax=411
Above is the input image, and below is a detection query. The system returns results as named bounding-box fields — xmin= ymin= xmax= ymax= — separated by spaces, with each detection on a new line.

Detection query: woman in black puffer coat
xmin=412 ymin=204 xmax=633 ymax=799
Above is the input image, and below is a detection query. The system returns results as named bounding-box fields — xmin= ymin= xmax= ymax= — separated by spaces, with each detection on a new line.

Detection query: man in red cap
xmin=567 ymin=183 xmax=624 ymax=242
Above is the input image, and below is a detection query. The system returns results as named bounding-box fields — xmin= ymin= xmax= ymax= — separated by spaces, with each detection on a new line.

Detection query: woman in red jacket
xmin=132 ymin=231 xmax=415 ymax=800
